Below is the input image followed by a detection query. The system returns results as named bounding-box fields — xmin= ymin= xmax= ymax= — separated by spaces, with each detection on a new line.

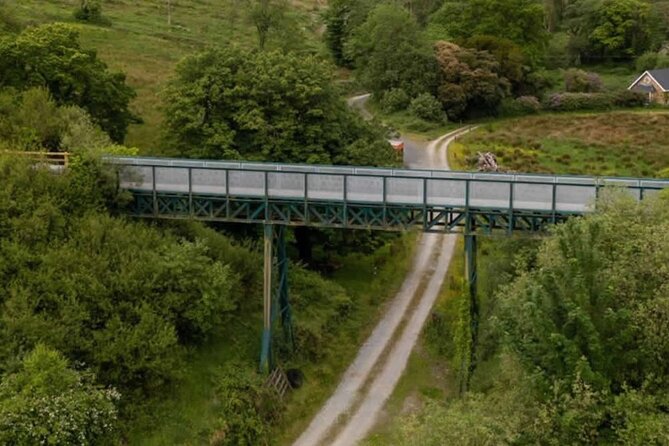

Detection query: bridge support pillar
xmin=462 ymin=231 xmax=479 ymax=392
xmin=260 ymin=225 xmax=274 ymax=373
xmin=259 ymin=225 xmax=294 ymax=374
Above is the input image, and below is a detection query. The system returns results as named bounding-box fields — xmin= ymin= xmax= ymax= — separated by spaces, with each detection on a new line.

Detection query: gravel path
xmin=293 ymin=128 xmax=467 ymax=446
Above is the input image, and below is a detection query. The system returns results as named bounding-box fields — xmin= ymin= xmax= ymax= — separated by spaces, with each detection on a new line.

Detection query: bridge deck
xmin=111 ymin=157 xmax=669 ymax=233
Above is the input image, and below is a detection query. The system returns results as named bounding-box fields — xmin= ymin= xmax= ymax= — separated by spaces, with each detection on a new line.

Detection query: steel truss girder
xmin=129 ymin=192 xmax=573 ymax=235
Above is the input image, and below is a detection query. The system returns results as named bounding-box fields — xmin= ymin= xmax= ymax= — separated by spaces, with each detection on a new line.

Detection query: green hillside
xmin=4 ymin=0 xmax=327 ymax=150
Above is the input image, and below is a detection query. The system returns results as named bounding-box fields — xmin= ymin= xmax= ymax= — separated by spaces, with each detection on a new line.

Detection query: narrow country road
xmin=293 ymin=98 xmax=471 ymax=445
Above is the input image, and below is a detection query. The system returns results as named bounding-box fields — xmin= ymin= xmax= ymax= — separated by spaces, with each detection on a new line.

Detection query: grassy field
xmin=128 ymin=232 xmax=418 ymax=445
xmin=450 ymin=111 xmax=669 ymax=177
xmin=6 ymin=0 xmax=326 ymax=151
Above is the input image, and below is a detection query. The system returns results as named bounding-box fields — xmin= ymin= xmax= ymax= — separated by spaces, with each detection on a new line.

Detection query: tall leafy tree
xmin=323 ymin=0 xmax=376 ymax=67
xmin=565 ymin=0 xmax=663 ymax=60
xmin=163 ymin=47 xmax=395 ymax=165
xmin=429 ymin=0 xmax=548 ymax=59
xmin=0 ymin=24 xmax=136 ymax=142
xmin=345 ymin=3 xmax=438 ymax=98
xmin=434 ymin=41 xmax=509 ymax=119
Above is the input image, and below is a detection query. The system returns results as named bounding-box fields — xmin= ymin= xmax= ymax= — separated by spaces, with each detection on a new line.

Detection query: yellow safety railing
xmin=1 ymin=151 xmax=70 ymax=167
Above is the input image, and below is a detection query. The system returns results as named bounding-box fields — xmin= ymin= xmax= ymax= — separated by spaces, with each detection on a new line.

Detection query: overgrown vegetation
xmin=451 ymin=112 xmax=669 ymax=176
xmin=374 ymin=192 xmax=669 ymax=445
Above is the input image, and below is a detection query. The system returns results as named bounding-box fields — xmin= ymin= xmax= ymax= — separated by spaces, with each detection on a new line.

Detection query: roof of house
xmin=629 ymin=68 xmax=669 ymax=92
xmin=649 ymin=68 xmax=669 ymax=89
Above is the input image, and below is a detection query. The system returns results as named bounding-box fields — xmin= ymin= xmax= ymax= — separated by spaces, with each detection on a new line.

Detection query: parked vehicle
xmin=388 ymin=139 xmax=404 ymax=152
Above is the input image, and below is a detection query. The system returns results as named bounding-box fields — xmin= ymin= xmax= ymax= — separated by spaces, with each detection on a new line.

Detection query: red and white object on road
xmin=387 ymin=139 xmax=404 ymax=152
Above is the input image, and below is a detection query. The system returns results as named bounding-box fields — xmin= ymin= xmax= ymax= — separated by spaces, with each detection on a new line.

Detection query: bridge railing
xmin=2 ymin=150 xmax=70 ymax=167
xmin=109 ymin=157 xmax=669 ymax=216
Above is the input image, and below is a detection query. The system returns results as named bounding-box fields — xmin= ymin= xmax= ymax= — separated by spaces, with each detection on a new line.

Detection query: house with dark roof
xmin=628 ymin=68 xmax=669 ymax=105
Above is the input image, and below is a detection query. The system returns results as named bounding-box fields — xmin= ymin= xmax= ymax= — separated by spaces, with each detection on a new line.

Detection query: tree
xmin=0 ymin=87 xmax=111 ymax=152
xmin=399 ymin=0 xmax=446 ymax=25
xmin=345 ymin=3 xmax=438 ymax=98
xmin=0 ymin=156 xmax=240 ymax=397
xmin=434 ymin=41 xmax=509 ymax=120
xmin=494 ymin=193 xmax=669 ymax=442
xmin=565 ymin=0 xmax=663 ymax=61
xmin=589 ymin=0 xmax=661 ymax=58
xmin=0 ymin=24 xmax=136 ymax=142
xmin=249 ymin=0 xmax=287 ymax=50
xmin=463 ymin=35 xmax=539 ymax=96
xmin=0 ymin=344 xmax=119 ymax=445
xmin=429 ymin=0 xmax=548 ymax=58
xmin=323 ymin=0 xmax=376 ymax=67
xmin=163 ymin=47 xmax=395 ymax=165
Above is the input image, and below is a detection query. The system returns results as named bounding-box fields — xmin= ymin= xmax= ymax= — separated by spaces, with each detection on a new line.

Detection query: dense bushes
xmin=386 ymin=194 xmax=669 ymax=444
xmin=0 ymin=87 xmax=112 ymax=152
xmin=73 ymin=0 xmax=110 ymax=26
xmin=210 ymin=362 xmax=281 ymax=445
xmin=0 ymin=157 xmax=239 ymax=397
xmin=409 ymin=93 xmax=446 ymax=122
xmin=636 ymin=51 xmax=669 ymax=71
xmin=0 ymin=345 xmax=119 ymax=445
xmin=564 ymin=68 xmax=603 ymax=93
xmin=545 ymin=90 xmax=646 ymax=111
xmin=381 ymin=88 xmax=410 ymax=113
xmin=499 ymin=95 xmax=542 ymax=116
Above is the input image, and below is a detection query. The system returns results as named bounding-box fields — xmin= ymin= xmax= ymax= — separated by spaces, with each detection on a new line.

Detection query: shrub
xmin=211 ymin=362 xmax=282 ymax=445
xmin=380 ymin=88 xmax=410 ymax=113
xmin=499 ymin=96 xmax=542 ymax=116
xmin=636 ymin=51 xmax=669 ymax=71
xmin=409 ymin=93 xmax=447 ymax=122
xmin=564 ymin=68 xmax=603 ymax=93
xmin=0 ymin=345 xmax=119 ymax=445
xmin=73 ymin=0 xmax=110 ymax=25
xmin=609 ymin=90 xmax=647 ymax=108
xmin=545 ymin=91 xmax=645 ymax=112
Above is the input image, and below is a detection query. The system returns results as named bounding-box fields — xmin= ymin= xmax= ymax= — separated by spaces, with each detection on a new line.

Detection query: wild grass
xmin=451 ymin=111 xmax=669 ymax=176
xmin=8 ymin=0 xmax=327 ymax=151
xmin=367 ymin=100 xmax=460 ymax=139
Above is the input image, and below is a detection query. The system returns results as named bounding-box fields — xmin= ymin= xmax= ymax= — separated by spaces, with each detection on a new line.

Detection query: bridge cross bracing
xmin=111 ymin=156 xmax=669 ymax=234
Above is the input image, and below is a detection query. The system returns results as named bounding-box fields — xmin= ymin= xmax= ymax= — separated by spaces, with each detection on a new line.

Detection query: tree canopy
xmin=345 ymin=3 xmax=438 ymax=98
xmin=0 ymin=24 xmax=136 ymax=142
xmin=163 ymin=46 xmax=396 ymax=166
xmin=434 ymin=41 xmax=509 ymax=119
xmin=429 ymin=0 xmax=548 ymax=56
xmin=565 ymin=0 xmax=663 ymax=61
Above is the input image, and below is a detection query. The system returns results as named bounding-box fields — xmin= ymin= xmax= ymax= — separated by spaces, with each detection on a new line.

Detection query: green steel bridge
xmin=110 ymin=156 xmax=669 ymax=371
